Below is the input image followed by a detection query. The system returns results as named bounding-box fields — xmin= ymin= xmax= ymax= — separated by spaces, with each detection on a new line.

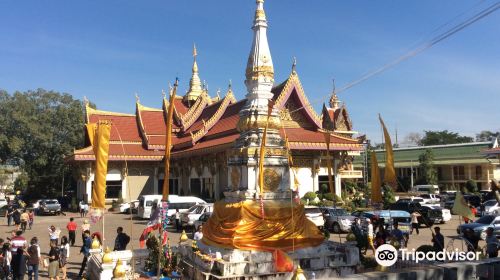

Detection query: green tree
xmin=419 ymin=130 xmax=473 ymax=146
xmin=476 ymin=131 xmax=500 ymax=142
xmin=464 ymin=180 xmax=478 ymax=194
xmin=382 ymin=185 xmax=396 ymax=209
xmin=0 ymin=89 xmax=86 ymax=197
xmin=417 ymin=149 xmax=438 ymax=185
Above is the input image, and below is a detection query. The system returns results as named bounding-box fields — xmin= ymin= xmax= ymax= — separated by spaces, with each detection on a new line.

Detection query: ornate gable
xmin=272 ymin=71 xmax=322 ymax=129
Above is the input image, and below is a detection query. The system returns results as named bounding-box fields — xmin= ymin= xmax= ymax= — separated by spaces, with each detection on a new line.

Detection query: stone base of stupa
xmin=178 ymin=240 xmax=359 ymax=280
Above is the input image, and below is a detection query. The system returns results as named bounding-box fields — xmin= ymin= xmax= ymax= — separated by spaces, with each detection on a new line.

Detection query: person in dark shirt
xmin=6 ymin=205 xmax=14 ymax=226
xmin=12 ymin=209 xmax=21 ymax=231
xmin=431 ymin=226 xmax=445 ymax=251
xmin=114 ymin=227 xmax=130 ymax=251
xmin=390 ymin=222 xmax=405 ymax=247
xmin=463 ymin=228 xmax=479 ymax=252
xmin=11 ymin=247 xmax=27 ymax=280
xmin=78 ymin=230 xmax=92 ymax=278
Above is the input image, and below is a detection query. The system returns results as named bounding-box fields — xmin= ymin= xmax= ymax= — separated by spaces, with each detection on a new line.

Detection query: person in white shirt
xmin=410 ymin=211 xmax=421 ymax=235
xmin=366 ymin=218 xmax=375 ymax=255
xmin=48 ymin=225 xmax=61 ymax=246
xmin=194 ymin=226 xmax=204 ymax=241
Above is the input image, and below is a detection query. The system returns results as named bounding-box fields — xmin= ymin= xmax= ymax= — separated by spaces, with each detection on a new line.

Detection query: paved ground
xmin=4 ymin=211 xmax=477 ymax=279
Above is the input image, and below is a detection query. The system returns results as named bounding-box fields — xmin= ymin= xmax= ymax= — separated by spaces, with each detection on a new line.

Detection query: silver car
xmin=320 ymin=207 xmax=355 ymax=233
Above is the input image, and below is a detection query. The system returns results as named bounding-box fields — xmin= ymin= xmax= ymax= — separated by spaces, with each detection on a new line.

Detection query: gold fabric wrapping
xmin=202 ymin=200 xmax=324 ymax=251
xmin=370 ymin=151 xmax=382 ymax=203
xmin=86 ymin=122 xmax=112 ymax=209
xmin=379 ymin=115 xmax=397 ymax=188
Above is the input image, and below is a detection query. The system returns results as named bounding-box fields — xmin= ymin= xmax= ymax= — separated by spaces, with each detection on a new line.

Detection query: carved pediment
xmin=279 ymin=99 xmax=314 ymax=129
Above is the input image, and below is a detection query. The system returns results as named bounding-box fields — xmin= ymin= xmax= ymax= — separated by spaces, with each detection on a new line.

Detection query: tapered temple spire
xmin=244 ymin=0 xmax=274 ymax=102
xmin=185 ymin=43 xmax=203 ymax=103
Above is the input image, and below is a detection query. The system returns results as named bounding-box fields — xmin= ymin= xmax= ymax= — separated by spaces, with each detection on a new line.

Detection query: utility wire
xmin=286 ymin=1 xmax=500 ymax=115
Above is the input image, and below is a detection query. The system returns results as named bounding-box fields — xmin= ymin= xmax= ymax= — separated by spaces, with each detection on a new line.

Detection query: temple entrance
xmin=190 ymin=178 xmax=202 ymax=197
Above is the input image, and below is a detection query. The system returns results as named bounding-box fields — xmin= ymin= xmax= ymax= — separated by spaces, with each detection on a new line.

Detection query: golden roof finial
xmin=135 ymin=93 xmax=140 ymax=103
xmin=292 ymin=56 xmax=297 ymax=74
xmin=161 ymin=89 xmax=166 ymax=99
xmin=228 ymin=79 xmax=232 ymax=90
xmin=329 ymin=78 xmax=340 ymax=110
xmin=216 ymin=88 xmax=221 ymax=99
xmin=193 ymin=43 xmax=197 ymax=58
xmin=185 ymin=44 xmax=203 ymax=103
xmin=83 ymin=96 xmax=89 ymax=107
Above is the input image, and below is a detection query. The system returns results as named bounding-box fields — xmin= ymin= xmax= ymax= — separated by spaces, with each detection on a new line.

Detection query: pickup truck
xmin=389 ymin=200 xmax=442 ymax=226
xmin=38 ymin=199 xmax=62 ymax=215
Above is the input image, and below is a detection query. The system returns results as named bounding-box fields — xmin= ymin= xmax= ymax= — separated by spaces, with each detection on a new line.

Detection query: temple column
xmin=451 ymin=166 xmax=455 ymax=189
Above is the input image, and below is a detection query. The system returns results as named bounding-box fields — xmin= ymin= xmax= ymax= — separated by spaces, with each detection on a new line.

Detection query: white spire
xmin=244 ymin=0 xmax=274 ymax=102
xmin=185 ymin=43 xmax=203 ymax=103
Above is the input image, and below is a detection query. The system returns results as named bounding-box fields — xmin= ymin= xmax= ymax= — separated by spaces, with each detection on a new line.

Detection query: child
xmin=28 ymin=210 xmax=34 ymax=230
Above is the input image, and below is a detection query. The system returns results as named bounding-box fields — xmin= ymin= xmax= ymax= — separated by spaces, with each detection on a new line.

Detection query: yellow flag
xmin=86 ymin=123 xmax=97 ymax=150
xmin=370 ymin=151 xmax=382 ymax=203
xmin=322 ymin=132 xmax=335 ymax=195
xmin=162 ymin=80 xmax=178 ymax=201
xmin=91 ymin=122 xmax=111 ymax=209
xmin=452 ymin=191 xmax=475 ymax=220
xmin=379 ymin=115 xmax=397 ymax=188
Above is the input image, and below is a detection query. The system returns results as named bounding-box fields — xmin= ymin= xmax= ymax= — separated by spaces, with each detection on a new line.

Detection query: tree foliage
xmin=476 ymin=130 xmax=500 ymax=142
xmin=419 ymin=130 xmax=473 ymax=146
xmin=382 ymin=185 xmax=396 ymax=209
xmin=464 ymin=180 xmax=478 ymax=194
xmin=417 ymin=149 xmax=438 ymax=185
xmin=0 ymin=89 xmax=85 ymax=197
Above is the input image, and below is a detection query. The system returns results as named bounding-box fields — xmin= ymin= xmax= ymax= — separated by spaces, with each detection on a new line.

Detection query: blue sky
xmin=1 ymin=1 xmax=499 ymax=143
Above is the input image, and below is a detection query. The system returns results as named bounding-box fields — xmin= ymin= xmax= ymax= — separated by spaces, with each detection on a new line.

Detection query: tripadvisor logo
xmin=375 ymin=244 xmax=481 ymax=267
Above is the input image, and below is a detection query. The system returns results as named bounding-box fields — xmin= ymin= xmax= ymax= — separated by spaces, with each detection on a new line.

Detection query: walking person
xmin=81 ymin=220 xmax=90 ymax=245
xmin=48 ymin=226 xmax=61 ymax=246
xmin=66 ymin=218 xmax=77 ymax=247
xmin=47 ymin=242 xmax=60 ymax=280
xmin=485 ymin=227 xmax=500 ymax=258
xmin=78 ymin=231 xmax=92 ymax=278
xmin=11 ymin=247 xmax=27 ymax=280
xmin=28 ymin=210 xmax=34 ymax=230
xmin=431 ymin=226 xmax=445 ymax=252
xmin=6 ymin=204 xmax=14 ymax=227
xmin=2 ymin=243 xmax=12 ymax=280
xmin=78 ymin=201 xmax=84 ymax=218
xmin=366 ymin=218 xmax=376 ymax=255
xmin=175 ymin=209 xmax=181 ymax=232
xmin=27 ymin=237 xmax=40 ymax=280
xmin=20 ymin=210 xmax=29 ymax=233
xmin=193 ymin=226 xmax=204 ymax=241
xmin=12 ymin=209 xmax=21 ymax=231
xmin=10 ymin=231 xmax=27 ymax=255
xmin=113 ymin=227 xmax=130 ymax=251
xmin=410 ymin=211 xmax=421 ymax=235
xmin=59 ymin=236 xmax=69 ymax=280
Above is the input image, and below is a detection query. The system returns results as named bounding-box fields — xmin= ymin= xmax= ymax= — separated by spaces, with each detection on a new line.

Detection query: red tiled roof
xmin=173 ymin=98 xmax=189 ymax=115
xmin=205 ymin=100 xmax=245 ymax=137
xmin=283 ymin=128 xmax=362 ymax=150
xmin=88 ymin=114 xmax=141 ymax=142
xmin=172 ymin=133 xmax=239 ymax=158
xmin=140 ymin=110 xmax=166 ymax=135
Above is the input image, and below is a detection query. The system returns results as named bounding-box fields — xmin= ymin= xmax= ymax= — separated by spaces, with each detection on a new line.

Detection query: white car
xmin=426 ymin=205 xmax=451 ymax=223
xmin=180 ymin=204 xmax=213 ymax=228
xmin=304 ymin=206 xmax=324 ymax=230
xmin=483 ymin=199 xmax=500 ymax=215
xmin=0 ymin=199 xmax=8 ymax=208
xmin=119 ymin=200 xmax=139 ymax=213
xmin=418 ymin=194 xmax=441 ymax=204
xmin=193 ymin=211 xmax=212 ymax=230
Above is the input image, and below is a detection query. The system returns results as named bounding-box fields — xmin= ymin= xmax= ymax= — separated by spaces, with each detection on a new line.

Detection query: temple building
xmin=68 ymin=32 xmax=364 ymax=205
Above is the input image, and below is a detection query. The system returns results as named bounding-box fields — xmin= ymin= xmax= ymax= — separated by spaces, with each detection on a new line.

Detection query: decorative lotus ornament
xmin=180 ymin=230 xmax=189 ymax=243
xmin=113 ymin=261 xmax=126 ymax=278
xmin=91 ymin=237 xmax=101 ymax=250
xmin=102 ymin=247 xmax=113 ymax=264
xmin=291 ymin=265 xmax=307 ymax=280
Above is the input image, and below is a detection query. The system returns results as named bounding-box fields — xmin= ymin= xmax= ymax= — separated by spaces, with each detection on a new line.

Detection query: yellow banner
xmin=379 ymin=115 xmax=397 ymax=188
xmin=452 ymin=191 xmax=475 ymax=220
xmin=202 ymin=200 xmax=324 ymax=251
xmin=370 ymin=151 xmax=382 ymax=203
xmin=322 ymin=132 xmax=335 ymax=195
xmin=91 ymin=122 xmax=111 ymax=209
xmin=162 ymin=82 xmax=177 ymax=201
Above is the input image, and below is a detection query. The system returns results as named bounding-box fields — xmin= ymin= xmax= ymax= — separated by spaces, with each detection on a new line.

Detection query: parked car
xmin=38 ymin=199 xmax=61 ymax=215
xmin=483 ymin=199 xmax=500 ymax=215
xmin=0 ymin=199 xmax=8 ymax=208
xmin=389 ymin=200 xmax=442 ymax=226
xmin=457 ymin=215 xmax=500 ymax=240
xmin=320 ymin=207 xmax=355 ymax=233
xmin=193 ymin=211 xmax=212 ymax=230
xmin=418 ymin=194 xmax=441 ymax=204
xmin=425 ymin=205 xmax=451 ymax=223
xmin=180 ymin=204 xmax=213 ymax=228
xmin=119 ymin=200 xmax=139 ymax=213
xmin=304 ymin=206 xmax=324 ymax=230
